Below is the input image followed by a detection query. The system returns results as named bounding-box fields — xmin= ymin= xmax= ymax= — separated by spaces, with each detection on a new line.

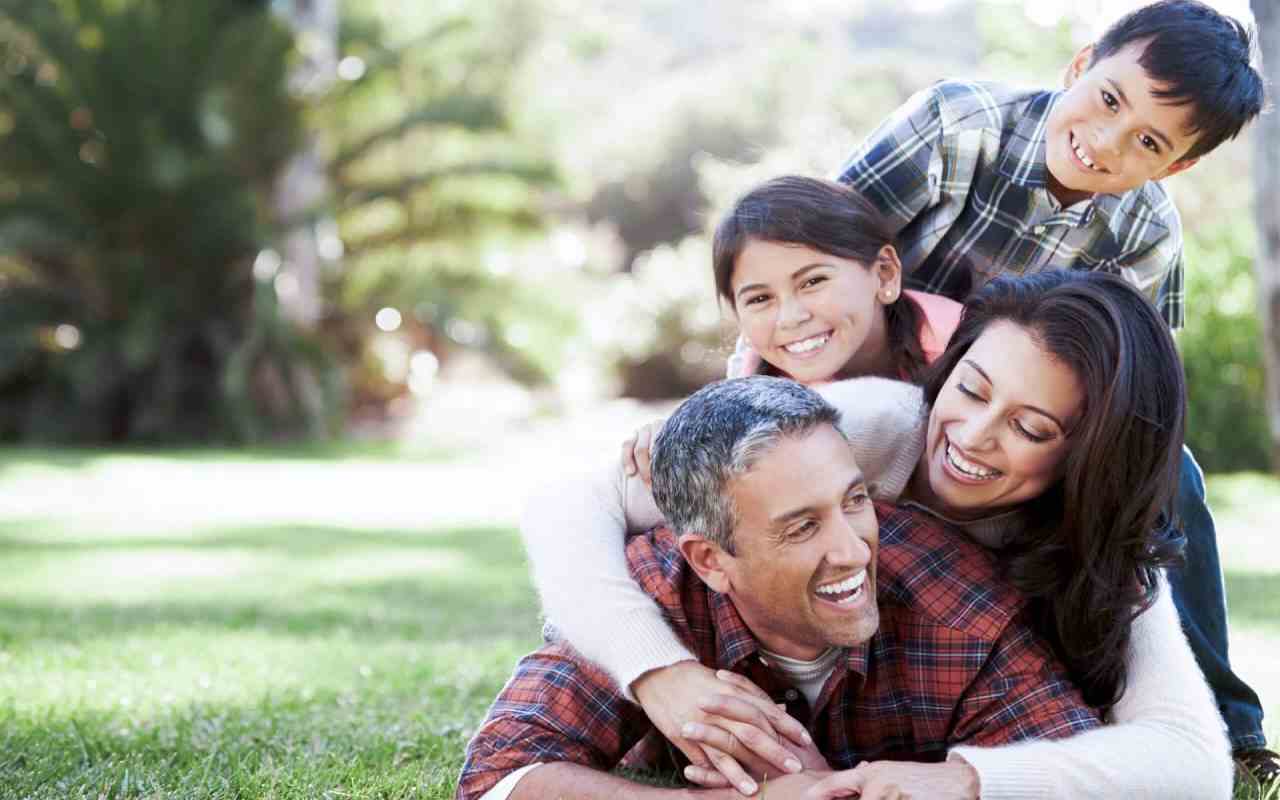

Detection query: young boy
xmin=837 ymin=0 xmax=1272 ymax=786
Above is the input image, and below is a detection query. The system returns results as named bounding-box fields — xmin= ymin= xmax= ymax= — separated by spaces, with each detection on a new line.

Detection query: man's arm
xmin=456 ymin=641 xmax=656 ymax=800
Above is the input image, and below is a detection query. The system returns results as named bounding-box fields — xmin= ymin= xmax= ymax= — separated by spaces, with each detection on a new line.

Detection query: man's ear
xmin=1154 ymin=157 xmax=1199 ymax=180
xmin=874 ymin=244 xmax=903 ymax=305
xmin=679 ymin=534 xmax=733 ymax=594
xmin=1063 ymin=44 xmax=1094 ymax=88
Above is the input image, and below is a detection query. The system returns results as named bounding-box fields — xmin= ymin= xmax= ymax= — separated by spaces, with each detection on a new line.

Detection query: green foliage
xmin=0 ymin=0 xmax=334 ymax=442
xmin=323 ymin=2 xmax=562 ymax=393
xmin=1180 ymin=222 xmax=1271 ymax=472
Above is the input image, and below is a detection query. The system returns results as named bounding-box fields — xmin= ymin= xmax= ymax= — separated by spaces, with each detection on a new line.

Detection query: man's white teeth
xmin=784 ymin=334 xmax=829 ymax=354
xmin=816 ymin=572 xmax=866 ymax=596
xmin=946 ymin=442 xmax=1001 ymax=480
xmin=1072 ymin=135 xmax=1102 ymax=171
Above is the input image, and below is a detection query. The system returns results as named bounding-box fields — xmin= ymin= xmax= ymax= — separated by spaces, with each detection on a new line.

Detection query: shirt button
xmin=784 ymin=689 xmax=800 ymax=701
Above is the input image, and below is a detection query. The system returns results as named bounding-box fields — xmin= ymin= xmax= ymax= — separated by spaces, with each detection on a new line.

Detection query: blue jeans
xmin=1167 ymin=446 xmax=1267 ymax=751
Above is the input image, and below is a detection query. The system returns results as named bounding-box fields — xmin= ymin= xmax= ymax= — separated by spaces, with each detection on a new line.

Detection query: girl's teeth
xmin=785 ymin=335 xmax=828 ymax=354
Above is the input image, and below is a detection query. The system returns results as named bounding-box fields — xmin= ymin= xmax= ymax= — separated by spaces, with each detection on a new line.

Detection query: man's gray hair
xmin=650 ymin=377 xmax=843 ymax=554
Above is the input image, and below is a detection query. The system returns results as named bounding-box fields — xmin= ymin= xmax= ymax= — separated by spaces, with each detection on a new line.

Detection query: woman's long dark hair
xmin=711 ymin=176 xmax=929 ymax=382
xmin=923 ymin=270 xmax=1187 ymax=709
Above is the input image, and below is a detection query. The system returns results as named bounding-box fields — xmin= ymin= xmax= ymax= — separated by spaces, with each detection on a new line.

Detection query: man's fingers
xmin=687 ymin=716 xmax=802 ymax=776
xmin=683 ymin=763 xmax=733 ymax=789
xmin=696 ymin=739 xmax=759 ymax=797
xmin=805 ymin=769 xmax=865 ymax=799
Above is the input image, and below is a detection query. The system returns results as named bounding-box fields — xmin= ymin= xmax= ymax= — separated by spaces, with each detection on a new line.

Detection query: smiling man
xmin=456 ymin=377 xmax=1099 ymax=800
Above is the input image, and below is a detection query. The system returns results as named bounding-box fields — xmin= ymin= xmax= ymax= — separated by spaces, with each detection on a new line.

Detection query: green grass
xmin=0 ymin=450 xmax=1275 ymax=798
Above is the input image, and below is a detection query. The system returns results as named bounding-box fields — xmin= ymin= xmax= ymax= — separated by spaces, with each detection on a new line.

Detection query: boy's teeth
xmin=946 ymin=442 xmax=1001 ymax=480
xmin=1072 ymin=135 xmax=1100 ymax=171
xmin=816 ymin=572 xmax=866 ymax=596
xmin=784 ymin=334 xmax=829 ymax=354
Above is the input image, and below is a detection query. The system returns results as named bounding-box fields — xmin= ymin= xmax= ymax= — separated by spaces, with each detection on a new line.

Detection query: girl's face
xmin=922 ymin=321 xmax=1083 ymax=519
xmin=730 ymin=239 xmax=900 ymax=385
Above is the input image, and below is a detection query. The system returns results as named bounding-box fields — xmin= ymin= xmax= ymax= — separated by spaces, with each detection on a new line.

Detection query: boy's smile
xmin=1044 ymin=43 xmax=1199 ymax=206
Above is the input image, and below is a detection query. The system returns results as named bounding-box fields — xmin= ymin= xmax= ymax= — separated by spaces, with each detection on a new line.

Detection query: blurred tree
xmin=1253 ymin=0 xmax=1279 ymax=472
xmin=0 ymin=0 xmax=336 ymax=442
xmin=314 ymin=1 xmax=561 ymax=413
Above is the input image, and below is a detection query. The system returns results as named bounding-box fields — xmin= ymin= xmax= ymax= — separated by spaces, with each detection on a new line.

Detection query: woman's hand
xmin=726 ymin=335 xmax=763 ymax=379
xmin=632 ymin=662 xmax=813 ymax=795
xmin=621 ymin=419 xmax=665 ymax=486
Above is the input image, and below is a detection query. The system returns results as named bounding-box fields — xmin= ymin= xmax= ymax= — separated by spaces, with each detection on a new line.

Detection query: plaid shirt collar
xmin=995 ymin=89 xmax=1103 ymax=227
xmin=705 ymin=584 xmax=870 ymax=684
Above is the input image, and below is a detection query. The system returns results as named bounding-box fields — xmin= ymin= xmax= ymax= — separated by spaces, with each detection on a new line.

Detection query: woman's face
xmin=730 ymin=239 xmax=899 ymax=385
xmin=923 ymin=321 xmax=1084 ymax=518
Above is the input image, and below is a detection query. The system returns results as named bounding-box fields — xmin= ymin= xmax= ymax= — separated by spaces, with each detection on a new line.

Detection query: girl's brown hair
xmin=711 ymin=175 xmax=927 ymax=382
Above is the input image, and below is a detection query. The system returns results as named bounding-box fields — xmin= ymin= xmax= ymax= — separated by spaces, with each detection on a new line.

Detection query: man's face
xmin=1044 ymin=43 xmax=1199 ymax=205
xmin=717 ymin=424 xmax=879 ymax=660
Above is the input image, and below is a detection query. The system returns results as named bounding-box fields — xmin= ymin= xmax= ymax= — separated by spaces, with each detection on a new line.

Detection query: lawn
xmin=0 ymin=444 xmax=1276 ymax=799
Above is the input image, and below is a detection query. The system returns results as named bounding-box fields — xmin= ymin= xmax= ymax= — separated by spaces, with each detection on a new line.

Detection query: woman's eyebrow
xmin=960 ymin=358 xmax=1067 ymax=430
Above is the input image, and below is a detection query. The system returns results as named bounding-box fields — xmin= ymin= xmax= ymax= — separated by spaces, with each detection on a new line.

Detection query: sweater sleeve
xmin=520 ymin=461 xmax=696 ymax=700
xmin=948 ymin=578 xmax=1232 ymax=800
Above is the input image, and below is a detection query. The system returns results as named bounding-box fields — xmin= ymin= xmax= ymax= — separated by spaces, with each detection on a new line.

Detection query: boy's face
xmin=1044 ymin=43 xmax=1199 ymax=204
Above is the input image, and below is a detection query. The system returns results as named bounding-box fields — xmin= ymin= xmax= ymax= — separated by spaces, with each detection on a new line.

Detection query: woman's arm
xmin=521 ymin=461 xmax=695 ymax=697
xmin=948 ymin=579 xmax=1233 ymax=800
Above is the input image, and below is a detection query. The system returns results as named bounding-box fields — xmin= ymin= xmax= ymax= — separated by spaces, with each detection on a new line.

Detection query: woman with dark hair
xmin=521 ymin=269 xmax=1231 ymax=798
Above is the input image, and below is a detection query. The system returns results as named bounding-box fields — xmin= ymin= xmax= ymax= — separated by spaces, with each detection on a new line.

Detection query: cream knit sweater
xmin=520 ymin=378 xmax=1232 ymax=799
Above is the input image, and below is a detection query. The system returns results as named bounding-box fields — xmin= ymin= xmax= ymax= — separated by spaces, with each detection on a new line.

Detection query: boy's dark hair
xmin=1090 ymin=0 xmax=1265 ymax=161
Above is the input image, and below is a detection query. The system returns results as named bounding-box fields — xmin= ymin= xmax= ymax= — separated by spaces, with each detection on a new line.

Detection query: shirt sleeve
xmin=837 ymin=84 xmax=946 ymax=234
xmin=948 ymin=611 xmax=1101 ymax=749
xmin=1116 ymin=198 xmax=1184 ymax=330
xmin=456 ymin=642 xmax=653 ymax=800
xmin=948 ymin=582 xmax=1232 ymax=800
xmin=519 ymin=463 xmax=697 ymax=699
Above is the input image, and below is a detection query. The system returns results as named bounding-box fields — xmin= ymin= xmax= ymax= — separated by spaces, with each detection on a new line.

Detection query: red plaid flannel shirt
xmin=456 ymin=503 xmax=1099 ymax=799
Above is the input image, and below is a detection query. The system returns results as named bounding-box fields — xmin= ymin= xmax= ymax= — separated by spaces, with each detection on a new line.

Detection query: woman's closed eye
xmin=1013 ymin=419 xmax=1054 ymax=443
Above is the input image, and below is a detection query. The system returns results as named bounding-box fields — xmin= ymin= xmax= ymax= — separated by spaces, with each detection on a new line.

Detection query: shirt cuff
xmin=478 ymin=763 xmax=542 ymax=800
xmin=948 ymin=747 xmax=1055 ymax=800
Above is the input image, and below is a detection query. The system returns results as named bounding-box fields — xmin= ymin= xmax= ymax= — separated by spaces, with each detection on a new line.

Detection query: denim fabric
xmin=1168 ymin=446 xmax=1267 ymax=751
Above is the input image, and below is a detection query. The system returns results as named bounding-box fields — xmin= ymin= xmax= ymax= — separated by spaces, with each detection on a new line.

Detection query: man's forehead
xmin=729 ymin=426 xmax=862 ymax=522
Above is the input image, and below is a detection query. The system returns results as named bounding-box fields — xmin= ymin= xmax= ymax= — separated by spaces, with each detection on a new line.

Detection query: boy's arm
xmin=1117 ymin=207 xmax=1184 ymax=330
xmin=837 ymin=83 xmax=950 ymax=233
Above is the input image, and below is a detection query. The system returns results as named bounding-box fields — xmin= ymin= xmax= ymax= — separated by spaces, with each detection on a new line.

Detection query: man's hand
xmin=804 ymin=760 xmax=980 ymax=800
xmin=632 ymin=662 xmax=811 ymax=796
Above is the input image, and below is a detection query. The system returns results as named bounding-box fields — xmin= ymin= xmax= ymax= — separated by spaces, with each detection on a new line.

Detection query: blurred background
xmin=0 ymin=1 xmax=1275 ymax=798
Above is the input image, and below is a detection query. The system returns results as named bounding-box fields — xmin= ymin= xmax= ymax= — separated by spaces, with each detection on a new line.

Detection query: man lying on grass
xmin=455 ymin=377 xmax=1099 ymax=800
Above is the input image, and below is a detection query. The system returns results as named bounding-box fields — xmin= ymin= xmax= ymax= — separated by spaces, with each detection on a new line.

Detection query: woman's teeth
xmin=945 ymin=442 xmax=1001 ymax=480
xmin=815 ymin=571 xmax=866 ymax=604
xmin=784 ymin=334 xmax=829 ymax=354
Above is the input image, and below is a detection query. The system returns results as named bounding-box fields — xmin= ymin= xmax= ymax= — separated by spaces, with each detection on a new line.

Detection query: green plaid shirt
xmin=839 ymin=80 xmax=1185 ymax=329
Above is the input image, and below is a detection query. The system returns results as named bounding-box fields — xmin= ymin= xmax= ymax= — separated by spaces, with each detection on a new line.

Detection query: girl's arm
xmin=948 ymin=579 xmax=1232 ymax=800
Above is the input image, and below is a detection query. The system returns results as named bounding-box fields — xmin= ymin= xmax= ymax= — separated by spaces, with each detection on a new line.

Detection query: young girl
xmin=519 ymin=184 xmax=1231 ymax=798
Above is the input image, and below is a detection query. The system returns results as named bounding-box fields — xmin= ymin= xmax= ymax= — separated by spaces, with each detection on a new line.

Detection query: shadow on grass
xmin=0 ymin=523 xmax=541 ymax=647
xmin=1224 ymin=570 xmax=1280 ymax=631
xmin=0 ymin=441 xmax=460 ymax=475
